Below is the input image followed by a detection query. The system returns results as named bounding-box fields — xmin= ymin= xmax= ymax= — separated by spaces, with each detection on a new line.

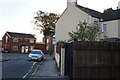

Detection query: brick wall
xmin=34 ymin=43 xmax=46 ymax=53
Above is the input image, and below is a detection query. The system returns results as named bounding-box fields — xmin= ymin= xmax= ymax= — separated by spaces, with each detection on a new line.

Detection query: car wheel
xmin=41 ymin=57 xmax=44 ymax=60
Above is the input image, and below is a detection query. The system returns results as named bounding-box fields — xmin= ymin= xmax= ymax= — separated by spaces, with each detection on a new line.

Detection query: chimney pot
xmin=67 ymin=0 xmax=77 ymax=6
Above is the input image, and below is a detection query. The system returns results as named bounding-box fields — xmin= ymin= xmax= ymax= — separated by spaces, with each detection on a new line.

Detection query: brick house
xmin=2 ymin=32 xmax=36 ymax=53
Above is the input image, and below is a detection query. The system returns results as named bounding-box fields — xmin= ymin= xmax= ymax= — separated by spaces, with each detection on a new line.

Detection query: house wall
xmin=118 ymin=1 xmax=120 ymax=9
xmin=11 ymin=38 xmax=36 ymax=53
xmin=2 ymin=33 xmax=11 ymax=52
xmin=43 ymin=36 xmax=54 ymax=52
xmin=118 ymin=20 xmax=120 ymax=38
xmin=102 ymin=20 xmax=119 ymax=38
xmin=34 ymin=43 xmax=46 ymax=53
xmin=55 ymin=3 xmax=99 ymax=42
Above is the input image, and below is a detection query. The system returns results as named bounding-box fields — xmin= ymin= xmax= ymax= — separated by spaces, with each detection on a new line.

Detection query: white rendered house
xmin=55 ymin=0 xmax=120 ymax=42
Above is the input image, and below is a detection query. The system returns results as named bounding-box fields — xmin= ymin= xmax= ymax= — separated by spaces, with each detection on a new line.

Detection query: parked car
xmin=0 ymin=48 xmax=9 ymax=53
xmin=28 ymin=50 xmax=44 ymax=61
xmin=103 ymin=38 xmax=120 ymax=42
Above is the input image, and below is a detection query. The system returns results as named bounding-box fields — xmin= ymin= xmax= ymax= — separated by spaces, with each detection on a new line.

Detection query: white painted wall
xmin=55 ymin=3 xmax=99 ymax=42
xmin=54 ymin=46 xmax=60 ymax=68
xmin=67 ymin=0 xmax=77 ymax=6
xmin=102 ymin=20 xmax=119 ymax=38
xmin=118 ymin=20 xmax=120 ymax=37
xmin=118 ymin=1 xmax=120 ymax=9
xmin=61 ymin=48 xmax=65 ymax=76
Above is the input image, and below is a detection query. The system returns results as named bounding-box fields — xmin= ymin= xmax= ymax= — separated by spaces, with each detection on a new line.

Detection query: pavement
xmin=30 ymin=53 xmax=69 ymax=80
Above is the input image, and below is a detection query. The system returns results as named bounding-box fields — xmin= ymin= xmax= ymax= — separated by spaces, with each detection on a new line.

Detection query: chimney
xmin=118 ymin=1 xmax=120 ymax=9
xmin=67 ymin=0 xmax=77 ymax=6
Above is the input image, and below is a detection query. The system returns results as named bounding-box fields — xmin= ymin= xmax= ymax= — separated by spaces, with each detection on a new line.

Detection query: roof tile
xmin=76 ymin=5 xmax=120 ymax=21
xmin=7 ymin=32 xmax=36 ymax=39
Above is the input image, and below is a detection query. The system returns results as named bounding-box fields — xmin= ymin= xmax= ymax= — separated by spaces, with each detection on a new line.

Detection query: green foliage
xmin=34 ymin=10 xmax=60 ymax=36
xmin=69 ymin=21 xmax=103 ymax=41
xmin=33 ymin=10 xmax=59 ymax=50
xmin=56 ymin=40 xmax=66 ymax=46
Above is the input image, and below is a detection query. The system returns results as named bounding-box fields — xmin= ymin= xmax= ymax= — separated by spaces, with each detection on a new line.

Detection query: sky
xmin=0 ymin=0 xmax=120 ymax=42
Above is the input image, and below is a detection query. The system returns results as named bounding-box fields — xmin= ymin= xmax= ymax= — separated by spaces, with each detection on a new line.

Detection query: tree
xmin=68 ymin=21 xmax=106 ymax=41
xmin=34 ymin=10 xmax=59 ymax=50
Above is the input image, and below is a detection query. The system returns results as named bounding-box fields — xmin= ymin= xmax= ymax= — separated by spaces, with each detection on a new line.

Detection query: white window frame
xmin=30 ymin=39 xmax=34 ymax=43
xmin=94 ymin=20 xmax=99 ymax=28
xmin=47 ymin=39 xmax=49 ymax=43
xmin=13 ymin=38 xmax=18 ymax=42
xmin=102 ymin=24 xmax=107 ymax=32
xmin=13 ymin=46 xmax=18 ymax=51
xmin=6 ymin=36 xmax=8 ymax=43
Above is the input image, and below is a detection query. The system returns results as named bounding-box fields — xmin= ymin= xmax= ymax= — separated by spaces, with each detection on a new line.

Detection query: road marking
xmin=31 ymin=61 xmax=42 ymax=76
xmin=23 ymin=62 xmax=36 ymax=78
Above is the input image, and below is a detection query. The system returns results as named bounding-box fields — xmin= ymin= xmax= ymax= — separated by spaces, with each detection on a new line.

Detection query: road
xmin=2 ymin=53 xmax=38 ymax=78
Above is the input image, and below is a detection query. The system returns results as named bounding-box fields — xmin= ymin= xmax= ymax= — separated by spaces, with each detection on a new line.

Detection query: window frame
xmin=30 ymin=39 xmax=34 ymax=43
xmin=13 ymin=38 xmax=18 ymax=42
xmin=102 ymin=24 xmax=107 ymax=32
xmin=94 ymin=20 xmax=99 ymax=28
xmin=12 ymin=46 xmax=18 ymax=51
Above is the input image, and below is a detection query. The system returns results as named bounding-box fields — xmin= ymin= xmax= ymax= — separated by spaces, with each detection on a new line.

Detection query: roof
xmin=76 ymin=5 xmax=102 ymax=19
xmin=101 ymin=9 xmax=120 ymax=21
xmin=6 ymin=32 xmax=36 ymax=39
xmin=76 ymin=5 xmax=120 ymax=21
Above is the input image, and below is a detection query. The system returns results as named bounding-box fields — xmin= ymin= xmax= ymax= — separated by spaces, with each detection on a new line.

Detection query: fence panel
xmin=65 ymin=43 xmax=73 ymax=78
xmin=72 ymin=41 xmax=120 ymax=79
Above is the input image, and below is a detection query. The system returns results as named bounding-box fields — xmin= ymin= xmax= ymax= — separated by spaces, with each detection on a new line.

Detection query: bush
xmin=56 ymin=40 xmax=66 ymax=47
xmin=68 ymin=21 xmax=106 ymax=41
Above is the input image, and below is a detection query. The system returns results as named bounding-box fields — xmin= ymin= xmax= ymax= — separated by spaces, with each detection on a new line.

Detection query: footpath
xmin=29 ymin=54 xmax=69 ymax=80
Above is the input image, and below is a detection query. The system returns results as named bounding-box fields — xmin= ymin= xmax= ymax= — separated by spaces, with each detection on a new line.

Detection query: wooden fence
xmin=72 ymin=41 xmax=120 ymax=79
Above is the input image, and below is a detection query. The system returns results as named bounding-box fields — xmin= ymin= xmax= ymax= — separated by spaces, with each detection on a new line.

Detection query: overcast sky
xmin=0 ymin=0 xmax=120 ymax=42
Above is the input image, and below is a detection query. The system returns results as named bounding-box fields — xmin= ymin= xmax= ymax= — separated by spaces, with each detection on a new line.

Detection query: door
xmin=25 ymin=46 xmax=28 ymax=53
xmin=21 ymin=46 xmax=25 ymax=53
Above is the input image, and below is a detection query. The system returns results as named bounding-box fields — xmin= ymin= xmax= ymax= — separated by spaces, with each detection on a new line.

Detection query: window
xmin=30 ymin=39 xmax=34 ymax=43
xmin=46 ymin=46 xmax=48 ymax=51
xmin=6 ymin=36 xmax=8 ymax=43
xmin=102 ymin=24 xmax=107 ymax=32
xmin=30 ymin=46 xmax=34 ymax=51
xmin=13 ymin=38 xmax=18 ymax=42
xmin=47 ymin=39 xmax=49 ymax=43
xmin=13 ymin=46 xmax=18 ymax=51
xmin=94 ymin=21 xmax=99 ymax=28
